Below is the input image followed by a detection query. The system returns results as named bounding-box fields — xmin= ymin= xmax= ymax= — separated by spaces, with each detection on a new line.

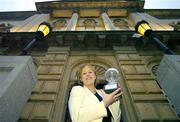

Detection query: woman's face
xmin=80 ymin=65 xmax=96 ymax=86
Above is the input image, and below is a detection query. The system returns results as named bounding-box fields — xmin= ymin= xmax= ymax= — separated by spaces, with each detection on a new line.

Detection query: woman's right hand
xmin=101 ymin=87 xmax=122 ymax=107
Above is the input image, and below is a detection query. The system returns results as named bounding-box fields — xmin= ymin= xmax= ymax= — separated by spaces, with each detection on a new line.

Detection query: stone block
xmin=38 ymin=66 xmax=50 ymax=74
xmin=0 ymin=56 xmax=37 ymax=122
xmin=117 ymin=54 xmax=129 ymax=60
xmin=38 ymin=75 xmax=61 ymax=80
xmin=135 ymin=103 xmax=159 ymax=121
xmin=157 ymin=55 xmax=180 ymax=115
xmin=127 ymin=80 xmax=146 ymax=93
xmin=55 ymin=55 xmax=67 ymax=60
xmin=44 ymin=54 xmax=67 ymax=61
xmin=120 ymin=60 xmax=144 ymax=65
xmin=144 ymin=80 xmax=161 ymax=93
xmin=31 ymin=102 xmax=53 ymax=122
xmin=32 ymin=81 xmax=44 ymax=93
xmin=30 ymin=94 xmax=56 ymax=102
xmin=49 ymin=66 xmax=62 ymax=74
xmin=42 ymin=81 xmax=59 ymax=93
xmin=128 ymin=54 xmax=140 ymax=60
xmin=20 ymin=102 xmax=35 ymax=120
xmin=127 ymin=80 xmax=161 ymax=94
xmin=155 ymin=103 xmax=179 ymax=121
xmin=134 ymin=65 xmax=150 ymax=74
xmin=44 ymin=55 xmax=55 ymax=60
xmin=38 ymin=65 xmax=62 ymax=75
xmin=133 ymin=94 xmax=167 ymax=102
xmin=121 ymin=65 xmax=136 ymax=74
xmin=125 ymin=74 xmax=153 ymax=80
xmin=135 ymin=103 xmax=179 ymax=122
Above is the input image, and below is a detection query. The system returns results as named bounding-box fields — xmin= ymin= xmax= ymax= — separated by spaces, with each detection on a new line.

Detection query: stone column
xmin=101 ymin=12 xmax=116 ymax=30
xmin=129 ymin=12 xmax=173 ymax=31
xmin=11 ymin=14 xmax=50 ymax=32
xmin=65 ymin=13 xmax=78 ymax=31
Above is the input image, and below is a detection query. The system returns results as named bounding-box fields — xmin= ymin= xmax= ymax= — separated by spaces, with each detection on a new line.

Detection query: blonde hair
xmin=76 ymin=64 xmax=96 ymax=86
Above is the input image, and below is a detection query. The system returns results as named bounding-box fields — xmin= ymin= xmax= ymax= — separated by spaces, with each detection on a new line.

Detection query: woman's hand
xmin=101 ymin=87 xmax=122 ymax=107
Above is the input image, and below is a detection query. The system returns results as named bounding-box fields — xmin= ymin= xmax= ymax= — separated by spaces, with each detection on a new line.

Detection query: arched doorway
xmin=64 ymin=58 xmax=117 ymax=122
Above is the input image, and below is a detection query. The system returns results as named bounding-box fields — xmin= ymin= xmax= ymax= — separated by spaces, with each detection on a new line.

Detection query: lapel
xmin=82 ymin=87 xmax=120 ymax=120
xmin=83 ymin=86 xmax=99 ymax=103
xmin=109 ymin=100 xmax=120 ymax=121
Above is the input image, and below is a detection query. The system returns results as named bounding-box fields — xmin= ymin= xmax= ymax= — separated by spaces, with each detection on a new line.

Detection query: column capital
xmin=72 ymin=9 xmax=79 ymax=14
xmin=100 ymin=8 xmax=107 ymax=14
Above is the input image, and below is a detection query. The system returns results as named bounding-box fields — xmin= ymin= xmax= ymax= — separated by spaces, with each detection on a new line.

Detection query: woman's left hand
xmin=101 ymin=88 xmax=122 ymax=107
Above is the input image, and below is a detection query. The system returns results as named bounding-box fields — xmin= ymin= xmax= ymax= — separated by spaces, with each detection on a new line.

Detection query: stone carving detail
xmin=92 ymin=64 xmax=107 ymax=88
xmin=52 ymin=19 xmax=67 ymax=29
xmin=92 ymin=64 xmax=106 ymax=76
xmin=169 ymin=21 xmax=180 ymax=31
xmin=152 ymin=64 xmax=159 ymax=77
xmin=83 ymin=18 xmax=97 ymax=30
xmin=0 ymin=23 xmax=13 ymax=32
xmin=113 ymin=18 xmax=129 ymax=29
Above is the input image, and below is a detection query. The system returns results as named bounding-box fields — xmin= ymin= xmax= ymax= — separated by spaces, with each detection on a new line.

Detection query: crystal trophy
xmin=104 ymin=68 xmax=119 ymax=94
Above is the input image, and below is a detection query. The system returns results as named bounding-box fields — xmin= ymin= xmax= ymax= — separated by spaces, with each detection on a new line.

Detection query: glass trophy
xmin=104 ymin=68 xmax=119 ymax=94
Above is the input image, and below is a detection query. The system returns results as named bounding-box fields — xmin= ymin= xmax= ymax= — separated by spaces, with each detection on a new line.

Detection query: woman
xmin=68 ymin=64 xmax=122 ymax=122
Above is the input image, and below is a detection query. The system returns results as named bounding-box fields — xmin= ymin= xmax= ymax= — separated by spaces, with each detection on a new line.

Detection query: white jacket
xmin=68 ymin=86 xmax=121 ymax=122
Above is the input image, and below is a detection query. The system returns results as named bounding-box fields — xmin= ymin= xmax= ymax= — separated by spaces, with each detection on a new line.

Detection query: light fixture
xmin=135 ymin=20 xmax=152 ymax=36
xmin=36 ymin=22 xmax=52 ymax=39
xmin=19 ymin=22 xmax=52 ymax=55
xmin=135 ymin=20 xmax=174 ymax=55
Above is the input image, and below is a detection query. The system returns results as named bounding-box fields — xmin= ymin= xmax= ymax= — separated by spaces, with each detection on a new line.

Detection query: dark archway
xmin=64 ymin=60 xmax=112 ymax=122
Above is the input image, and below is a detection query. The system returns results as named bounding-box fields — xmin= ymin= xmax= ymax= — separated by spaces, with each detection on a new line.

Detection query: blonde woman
xmin=68 ymin=64 xmax=122 ymax=122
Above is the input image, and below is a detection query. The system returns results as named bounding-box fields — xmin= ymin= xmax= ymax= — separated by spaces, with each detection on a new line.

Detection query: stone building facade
xmin=0 ymin=0 xmax=180 ymax=122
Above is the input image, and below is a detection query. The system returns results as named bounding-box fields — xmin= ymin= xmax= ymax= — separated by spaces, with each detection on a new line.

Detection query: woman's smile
xmin=81 ymin=66 xmax=96 ymax=86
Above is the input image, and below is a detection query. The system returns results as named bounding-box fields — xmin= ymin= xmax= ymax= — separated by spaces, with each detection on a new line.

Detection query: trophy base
xmin=104 ymin=83 xmax=118 ymax=94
